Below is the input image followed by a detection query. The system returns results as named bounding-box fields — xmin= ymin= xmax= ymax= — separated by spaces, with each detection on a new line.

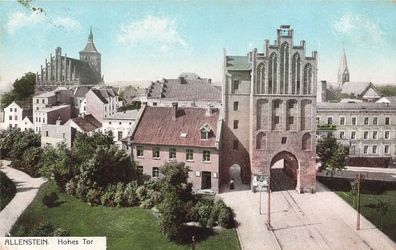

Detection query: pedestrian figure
xmin=230 ymin=178 xmax=235 ymax=190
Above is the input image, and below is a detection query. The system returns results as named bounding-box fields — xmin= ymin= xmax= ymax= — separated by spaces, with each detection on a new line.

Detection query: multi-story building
xmin=33 ymin=105 xmax=71 ymax=133
xmin=102 ymin=110 xmax=139 ymax=145
xmin=139 ymin=73 xmax=221 ymax=108
xmin=82 ymin=88 xmax=120 ymax=122
xmin=130 ymin=103 xmax=222 ymax=193
xmin=41 ymin=122 xmax=76 ymax=148
xmin=221 ymin=25 xmax=317 ymax=193
xmin=3 ymin=101 xmax=33 ymax=130
xmin=35 ymin=29 xmax=102 ymax=92
xmin=317 ymin=102 xmax=396 ymax=167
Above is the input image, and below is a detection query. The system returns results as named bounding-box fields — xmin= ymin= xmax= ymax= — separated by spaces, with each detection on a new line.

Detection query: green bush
xmin=0 ymin=172 xmax=16 ymax=211
xmin=124 ymin=181 xmax=138 ymax=206
xmin=136 ymin=186 xmax=148 ymax=201
xmin=42 ymin=192 xmax=59 ymax=208
xmin=114 ymin=182 xmax=126 ymax=207
xmin=100 ymin=185 xmax=117 ymax=207
xmin=86 ymin=188 xmax=103 ymax=205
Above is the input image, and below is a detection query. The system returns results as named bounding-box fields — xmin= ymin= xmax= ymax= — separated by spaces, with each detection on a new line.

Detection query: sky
xmin=1 ymin=0 xmax=396 ymax=91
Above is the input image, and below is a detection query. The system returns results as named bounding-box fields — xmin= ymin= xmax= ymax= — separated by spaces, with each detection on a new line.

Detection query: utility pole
xmin=267 ymin=178 xmax=271 ymax=230
xmin=356 ymin=173 xmax=364 ymax=230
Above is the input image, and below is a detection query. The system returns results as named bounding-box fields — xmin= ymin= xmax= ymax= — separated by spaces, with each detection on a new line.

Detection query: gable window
xmin=352 ymin=117 xmax=357 ymax=125
xmin=364 ymin=117 xmax=369 ymax=125
xmin=203 ymin=150 xmax=211 ymax=162
xmin=152 ymin=147 xmax=160 ymax=159
xmin=200 ymin=124 xmax=212 ymax=140
xmin=340 ymin=117 xmax=345 ymax=125
xmin=233 ymin=102 xmax=239 ymax=111
xmin=152 ymin=167 xmax=160 ymax=177
xmin=385 ymin=117 xmax=390 ymax=125
xmin=136 ymin=146 xmax=144 ymax=157
xmin=363 ymin=131 xmax=369 ymax=140
xmin=186 ymin=149 xmax=194 ymax=161
xmin=10 ymin=108 xmax=13 ymax=112
xmin=233 ymin=120 xmax=239 ymax=129
xmin=169 ymin=148 xmax=176 ymax=160
xmin=373 ymin=117 xmax=378 ymax=125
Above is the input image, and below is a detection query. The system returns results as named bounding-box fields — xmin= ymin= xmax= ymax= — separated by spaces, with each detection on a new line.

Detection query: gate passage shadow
xmin=270 ymin=168 xmax=297 ymax=192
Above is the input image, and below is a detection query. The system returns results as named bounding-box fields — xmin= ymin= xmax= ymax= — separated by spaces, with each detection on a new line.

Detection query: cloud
xmin=117 ymin=15 xmax=186 ymax=49
xmin=5 ymin=11 xmax=81 ymax=35
xmin=333 ymin=13 xmax=384 ymax=46
xmin=6 ymin=11 xmax=45 ymax=35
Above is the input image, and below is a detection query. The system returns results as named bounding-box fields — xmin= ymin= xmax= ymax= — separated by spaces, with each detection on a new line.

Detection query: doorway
xmin=201 ymin=171 xmax=212 ymax=189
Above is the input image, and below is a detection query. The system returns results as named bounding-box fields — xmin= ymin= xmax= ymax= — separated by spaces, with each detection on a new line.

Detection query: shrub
xmin=136 ymin=186 xmax=148 ymax=201
xmin=86 ymin=188 xmax=103 ymax=205
xmin=65 ymin=178 xmax=78 ymax=196
xmin=53 ymin=228 xmax=70 ymax=236
xmin=100 ymin=185 xmax=117 ymax=207
xmin=114 ymin=182 xmax=126 ymax=207
xmin=42 ymin=192 xmax=59 ymax=208
xmin=215 ymin=200 xmax=235 ymax=228
xmin=196 ymin=199 xmax=214 ymax=228
xmin=124 ymin=181 xmax=138 ymax=206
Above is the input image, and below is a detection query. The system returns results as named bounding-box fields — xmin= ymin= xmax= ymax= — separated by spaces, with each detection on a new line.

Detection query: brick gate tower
xmin=222 ymin=25 xmax=317 ymax=193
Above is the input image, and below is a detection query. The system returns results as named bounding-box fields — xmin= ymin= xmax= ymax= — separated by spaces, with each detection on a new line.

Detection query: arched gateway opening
xmin=270 ymin=151 xmax=298 ymax=191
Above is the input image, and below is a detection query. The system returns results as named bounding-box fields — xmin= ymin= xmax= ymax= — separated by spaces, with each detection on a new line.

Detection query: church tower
xmin=80 ymin=27 xmax=101 ymax=76
xmin=337 ymin=49 xmax=349 ymax=86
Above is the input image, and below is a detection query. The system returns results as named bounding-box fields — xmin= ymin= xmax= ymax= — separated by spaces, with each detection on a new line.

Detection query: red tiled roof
xmin=72 ymin=114 xmax=102 ymax=132
xmin=132 ymin=106 xmax=219 ymax=148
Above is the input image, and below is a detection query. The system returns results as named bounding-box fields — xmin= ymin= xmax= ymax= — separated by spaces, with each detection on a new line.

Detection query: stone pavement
xmin=0 ymin=160 xmax=46 ymax=236
xmin=220 ymin=182 xmax=395 ymax=250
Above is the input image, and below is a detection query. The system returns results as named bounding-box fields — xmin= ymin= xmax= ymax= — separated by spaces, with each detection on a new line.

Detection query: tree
xmin=317 ymin=136 xmax=347 ymax=177
xmin=40 ymin=144 xmax=77 ymax=189
xmin=72 ymin=132 xmax=114 ymax=162
xmin=0 ymin=72 xmax=36 ymax=108
xmin=157 ymin=163 xmax=193 ymax=239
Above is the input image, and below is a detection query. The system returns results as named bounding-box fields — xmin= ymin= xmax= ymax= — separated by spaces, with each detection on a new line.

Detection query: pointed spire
xmin=337 ymin=48 xmax=350 ymax=86
xmin=88 ymin=26 xmax=93 ymax=41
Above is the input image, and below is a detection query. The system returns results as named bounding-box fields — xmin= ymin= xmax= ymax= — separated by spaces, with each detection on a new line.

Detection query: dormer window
xmin=199 ymin=123 xmax=212 ymax=140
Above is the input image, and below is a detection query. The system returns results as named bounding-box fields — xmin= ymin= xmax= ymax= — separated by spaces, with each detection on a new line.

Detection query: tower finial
xmin=88 ymin=26 xmax=93 ymax=41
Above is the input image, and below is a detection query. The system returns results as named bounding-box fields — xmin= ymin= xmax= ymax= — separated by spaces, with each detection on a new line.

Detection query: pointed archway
xmin=270 ymin=151 xmax=299 ymax=191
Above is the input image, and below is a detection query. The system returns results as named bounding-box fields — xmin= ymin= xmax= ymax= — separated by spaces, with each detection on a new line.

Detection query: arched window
xmin=256 ymin=63 xmax=265 ymax=94
xmin=280 ymin=42 xmax=289 ymax=94
xmin=302 ymin=133 xmax=312 ymax=150
xmin=303 ymin=63 xmax=312 ymax=95
xmin=291 ymin=53 xmax=301 ymax=94
xmin=256 ymin=132 xmax=266 ymax=149
xmin=268 ymin=53 xmax=278 ymax=94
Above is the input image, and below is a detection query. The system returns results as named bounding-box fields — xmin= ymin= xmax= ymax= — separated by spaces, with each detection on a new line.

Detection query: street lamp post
xmin=356 ymin=173 xmax=364 ymax=230
xmin=267 ymin=178 xmax=271 ymax=230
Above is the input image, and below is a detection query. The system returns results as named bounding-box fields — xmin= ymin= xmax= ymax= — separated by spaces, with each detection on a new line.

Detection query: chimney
xmin=172 ymin=102 xmax=178 ymax=120
xmin=206 ymin=103 xmax=212 ymax=116
xmin=82 ymin=112 xmax=85 ymax=118
xmin=208 ymin=79 xmax=212 ymax=84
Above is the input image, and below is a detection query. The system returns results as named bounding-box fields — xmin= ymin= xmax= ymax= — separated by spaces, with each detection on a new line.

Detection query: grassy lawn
xmin=11 ymin=181 xmax=240 ymax=250
xmin=318 ymin=176 xmax=396 ymax=242
xmin=0 ymin=171 xmax=16 ymax=211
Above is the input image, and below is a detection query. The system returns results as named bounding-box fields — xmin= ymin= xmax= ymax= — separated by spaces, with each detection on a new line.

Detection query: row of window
xmin=361 ymin=145 xmax=391 ymax=155
xmin=324 ymin=116 xmax=391 ymax=126
xmin=107 ymin=121 xmax=133 ymax=125
xmin=35 ymin=117 xmax=46 ymax=123
xmin=136 ymin=146 xmax=211 ymax=162
xmin=9 ymin=108 xmax=19 ymax=112
xmin=35 ymin=98 xmax=46 ymax=104
xmin=338 ymin=130 xmax=392 ymax=140
xmin=8 ymin=116 xmax=18 ymax=121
